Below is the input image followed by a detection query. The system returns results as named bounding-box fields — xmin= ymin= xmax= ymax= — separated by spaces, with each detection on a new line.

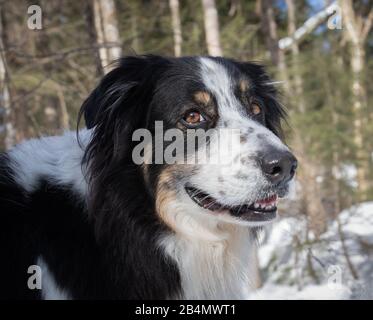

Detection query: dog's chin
xmin=185 ymin=185 xmax=280 ymax=226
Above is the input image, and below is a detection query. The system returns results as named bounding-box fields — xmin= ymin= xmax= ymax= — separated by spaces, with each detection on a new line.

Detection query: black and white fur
xmin=0 ymin=55 xmax=296 ymax=300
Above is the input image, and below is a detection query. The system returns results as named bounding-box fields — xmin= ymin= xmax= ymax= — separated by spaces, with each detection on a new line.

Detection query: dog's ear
xmin=80 ymin=55 xmax=169 ymax=172
xmin=82 ymin=55 xmax=168 ymax=130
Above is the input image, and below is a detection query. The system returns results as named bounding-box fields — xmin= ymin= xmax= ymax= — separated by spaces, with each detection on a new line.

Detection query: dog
xmin=0 ymin=55 xmax=297 ymax=299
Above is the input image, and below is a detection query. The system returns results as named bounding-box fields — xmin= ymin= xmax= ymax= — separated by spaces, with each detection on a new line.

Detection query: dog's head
xmin=81 ymin=55 xmax=297 ymax=233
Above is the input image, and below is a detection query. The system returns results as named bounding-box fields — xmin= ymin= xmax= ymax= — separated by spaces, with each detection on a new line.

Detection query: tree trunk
xmin=340 ymin=0 xmax=372 ymax=199
xmin=259 ymin=0 xmax=290 ymax=92
xmin=201 ymin=0 xmax=222 ymax=56
xmin=169 ymin=0 xmax=183 ymax=57
xmin=260 ymin=0 xmax=280 ymax=65
xmin=285 ymin=0 xmax=305 ymax=113
xmin=0 ymin=6 xmax=15 ymax=150
xmin=85 ymin=1 xmax=105 ymax=77
xmin=92 ymin=0 xmax=122 ymax=74
xmin=350 ymin=42 xmax=369 ymax=198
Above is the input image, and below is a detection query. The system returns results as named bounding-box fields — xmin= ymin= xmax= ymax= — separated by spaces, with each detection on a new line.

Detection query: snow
xmin=253 ymin=202 xmax=373 ymax=300
xmin=258 ymin=217 xmax=303 ymax=268
xmin=250 ymin=283 xmax=350 ymax=300
xmin=332 ymin=164 xmax=358 ymax=188
xmin=339 ymin=202 xmax=373 ymax=237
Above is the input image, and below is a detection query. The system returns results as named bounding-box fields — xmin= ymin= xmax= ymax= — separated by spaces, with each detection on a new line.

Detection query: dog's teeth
xmin=254 ymin=203 xmax=259 ymax=209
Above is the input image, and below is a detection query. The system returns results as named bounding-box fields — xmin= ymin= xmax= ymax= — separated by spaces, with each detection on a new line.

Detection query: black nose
xmin=261 ymin=150 xmax=297 ymax=185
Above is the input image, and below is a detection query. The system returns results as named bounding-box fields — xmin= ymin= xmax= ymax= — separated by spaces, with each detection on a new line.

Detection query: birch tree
xmin=0 ymin=6 xmax=15 ymax=149
xmin=284 ymin=0 xmax=305 ymax=113
xmin=169 ymin=0 xmax=183 ymax=57
xmin=92 ymin=0 xmax=122 ymax=74
xmin=340 ymin=0 xmax=373 ymax=198
xmin=201 ymin=0 xmax=222 ymax=56
xmin=259 ymin=0 xmax=289 ymax=92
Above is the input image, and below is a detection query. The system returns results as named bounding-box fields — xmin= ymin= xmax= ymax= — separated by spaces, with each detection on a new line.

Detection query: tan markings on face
xmin=239 ymin=79 xmax=249 ymax=93
xmin=155 ymin=167 xmax=178 ymax=231
xmin=194 ymin=91 xmax=211 ymax=105
xmin=156 ymin=165 xmax=198 ymax=232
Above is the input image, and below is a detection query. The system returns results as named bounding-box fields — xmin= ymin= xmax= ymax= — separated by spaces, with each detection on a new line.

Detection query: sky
xmin=276 ymin=0 xmax=328 ymax=16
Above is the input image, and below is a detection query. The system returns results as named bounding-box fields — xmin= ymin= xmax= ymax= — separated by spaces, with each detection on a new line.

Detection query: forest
xmin=0 ymin=0 xmax=372 ymax=299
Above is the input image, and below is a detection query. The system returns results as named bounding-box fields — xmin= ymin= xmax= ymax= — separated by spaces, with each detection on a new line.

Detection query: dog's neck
xmin=159 ymin=209 xmax=257 ymax=299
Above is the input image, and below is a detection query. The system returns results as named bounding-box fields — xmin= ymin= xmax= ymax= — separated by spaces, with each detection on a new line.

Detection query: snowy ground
xmin=252 ymin=202 xmax=373 ymax=299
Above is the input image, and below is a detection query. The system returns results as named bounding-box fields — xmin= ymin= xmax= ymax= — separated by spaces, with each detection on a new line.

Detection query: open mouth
xmin=185 ymin=186 xmax=277 ymax=222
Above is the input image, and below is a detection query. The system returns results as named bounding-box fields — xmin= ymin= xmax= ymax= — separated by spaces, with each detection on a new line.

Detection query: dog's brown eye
xmin=183 ymin=111 xmax=205 ymax=124
xmin=251 ymin=103 xmax=261 ymax=115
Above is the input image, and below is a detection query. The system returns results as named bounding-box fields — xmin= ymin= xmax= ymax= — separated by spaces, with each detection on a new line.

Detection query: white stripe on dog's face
xmin=199 ymin=57 xmax=285 ymax=149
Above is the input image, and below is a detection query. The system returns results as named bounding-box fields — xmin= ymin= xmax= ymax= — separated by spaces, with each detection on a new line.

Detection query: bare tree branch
xmin=279 ymin=2 xmax=339 ymax=50
xmin=361 ymin=8 xmax=373 ymax=41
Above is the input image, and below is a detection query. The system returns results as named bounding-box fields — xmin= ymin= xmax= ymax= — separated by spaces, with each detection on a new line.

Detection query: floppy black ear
xmin=82 ymin=55 xmax=168 ymax=129
xmin=79 ymin=55 xmax=169 ymax=176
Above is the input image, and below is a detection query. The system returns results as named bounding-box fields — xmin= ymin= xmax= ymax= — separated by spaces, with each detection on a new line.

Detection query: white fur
xmin=159 ymin=203 xmax=256 ymax=299
xmin=37 ymin=256 xmax=70 ymax=300
xmin=8 ymin=130 xmax=91 ymax=196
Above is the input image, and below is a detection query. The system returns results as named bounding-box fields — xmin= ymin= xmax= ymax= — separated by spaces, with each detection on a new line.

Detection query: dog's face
xmin=83 ymin=56 xmax=297 ymax=231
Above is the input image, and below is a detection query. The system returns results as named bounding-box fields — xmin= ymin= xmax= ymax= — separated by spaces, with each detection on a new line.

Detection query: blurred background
xmin=0 ymin=0 xmax=372 ymax=299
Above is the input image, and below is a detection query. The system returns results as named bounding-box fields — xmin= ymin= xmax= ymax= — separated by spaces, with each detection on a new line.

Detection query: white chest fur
xmin=160 ymin=220 xmax=257 ymax=300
